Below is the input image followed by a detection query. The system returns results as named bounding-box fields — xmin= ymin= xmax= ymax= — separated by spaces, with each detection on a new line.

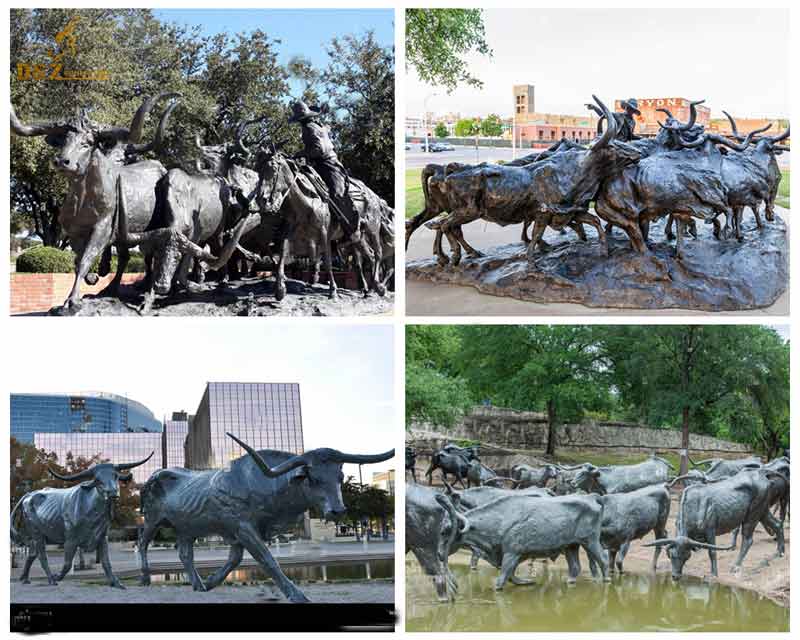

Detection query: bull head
xmin=11 ymin=93 xmax=179 ymax=176
xmin=643 ymin=535 xmax=734 ymax=580
xmin=48 ymin=452 xmax=153 ymax=498
xmin=226 ymin=432 xmax=394 ymax=521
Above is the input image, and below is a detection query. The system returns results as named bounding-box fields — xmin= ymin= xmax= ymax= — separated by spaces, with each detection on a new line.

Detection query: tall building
xmin=162 ymin=416 xmax=190 ymax=468
xmin=33 ymin=432 xmax=163 ymax=484
xmin=185 ymin=382 xmax=304 ymax=470
xmin=513 ymin=84 xmax=535 ymax=118
xmin=371 ymin=469 xmax=396 ymax=496
xmin=11 ymin=392 xmax=161 ymax=443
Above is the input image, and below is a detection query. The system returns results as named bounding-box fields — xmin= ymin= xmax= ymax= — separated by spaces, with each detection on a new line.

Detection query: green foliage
xmin=480 ymin=113 xmax=503 ymax=137
xmin=454 ymin=118 xmax=480 ymax=137
xmin=16 ymin=245 xmax=146 ymax=273
xmin=16 ymin=245 xmax=74 ymax=273
xmin=406 ymin=9 xmax=492 ymax=91
xmin=406 ymin=325 xmax=473 ymax=429
xmin=434 ymin=122 xmax=449 ymax=138
xmin=776 ymin=169 xmax=789 ymax=209
xmin=406 ymin=168 xmax=424 ymax=219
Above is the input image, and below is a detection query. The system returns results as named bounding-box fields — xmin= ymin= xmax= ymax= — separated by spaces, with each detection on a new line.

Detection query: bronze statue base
xmin=406 ymin=214 xmax=788 ymax=311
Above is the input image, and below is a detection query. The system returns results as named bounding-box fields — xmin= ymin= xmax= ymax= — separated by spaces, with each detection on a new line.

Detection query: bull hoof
xmin=111 ymin=580 xmax=126 ymax=590
xmin=329 ymin=290 xmax=339 ymax=301
xmin=275 ymin=285 xmax=287 ymax=302
xmin=466 ymin=250 xmax=484 ymax=260
xmin=140 ymin=576 xmax=151 ymax=586
xmin=603 ymin=575 xmax=612 ymax=583
xmin=566 ymin=576 xmax=577 ymax=585
xmin=20 ymin=578 xmax=30 ymax=585
xmin=436 ymin=257 xmax=450 ymax=267
xmin=48 ymin=577 xmax=58 ymax=586
xmin=289 ymin=591 xmax=311 ymax=603
xmin=375 ymin=283 xmax=387 ymax=297
xmin=84 ymin=272 xmax=100 ymax=285
xmin=50 ymin=299 xmax=81 ymax=316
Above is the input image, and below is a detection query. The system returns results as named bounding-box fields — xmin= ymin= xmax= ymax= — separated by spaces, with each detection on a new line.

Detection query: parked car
xmin=429 ymin=142 xmax=455 ymax=152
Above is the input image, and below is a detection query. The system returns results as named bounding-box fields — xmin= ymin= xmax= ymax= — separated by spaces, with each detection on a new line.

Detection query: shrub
xmin=16 ymin=246 xmax=146 ymax=274
xmin=16 ymin=246 xmax=75 ymax=273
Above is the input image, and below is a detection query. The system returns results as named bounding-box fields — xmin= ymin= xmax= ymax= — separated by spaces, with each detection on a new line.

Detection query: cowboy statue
xmin=288 ymin=100 xmax=359 ymax=236
xmin=587 ymin=97 xmax=641 ymax=142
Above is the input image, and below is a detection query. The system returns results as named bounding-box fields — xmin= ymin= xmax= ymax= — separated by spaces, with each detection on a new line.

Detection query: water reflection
xmin=406 ymin=560 xmax=788 ymax=632
xmin=150 ymin=559 xmax=393 ymax=584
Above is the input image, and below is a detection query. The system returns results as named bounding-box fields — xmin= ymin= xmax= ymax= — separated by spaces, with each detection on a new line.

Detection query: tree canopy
xmin=480 ymin=113 xmax=504 ymax=137
xmin=406 ymin=325 xmax=789 ymax=460
xmin=405 ymin=9 xmax=492 ymax=92
xmin=10 ymin=8 xmax=395 ymax=245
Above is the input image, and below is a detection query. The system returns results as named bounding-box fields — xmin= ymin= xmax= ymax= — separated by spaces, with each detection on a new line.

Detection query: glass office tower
xmin=11 ymin=392 xmax=161 ymax=443
xmin=162 ymin=416 xmax=190 ymax=468
xmin=185 ymin=382 xmax=304 ymax=470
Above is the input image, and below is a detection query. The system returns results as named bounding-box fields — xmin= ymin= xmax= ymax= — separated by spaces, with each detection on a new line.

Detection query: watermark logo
xmin=17 ymin=16 xmax=110 ymax=82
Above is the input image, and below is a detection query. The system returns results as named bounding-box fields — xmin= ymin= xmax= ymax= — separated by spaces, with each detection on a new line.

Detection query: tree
xmin=454 ymin=118 xmax=479 ymax=137
xmin=406 ymin=9 xmax=492 ymax=91
xmin=434 ymin=122 xmax=449 ymax=138
xmin=322 ymin=31 xmax=395 ymax=205
xmin=480 ymin=113 xmax=503 ymax=137
xmin=454 ymin=326 xmax=612 ymax=456
xmin=406 ymin=325 xmax=473 ymax=429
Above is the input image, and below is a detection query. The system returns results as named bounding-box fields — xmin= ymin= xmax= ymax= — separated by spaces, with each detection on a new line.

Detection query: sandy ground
xmin=405 ymin=207 xmax=789 ymax=317
xmin=10 ymin=579 xmax=394 ymax=604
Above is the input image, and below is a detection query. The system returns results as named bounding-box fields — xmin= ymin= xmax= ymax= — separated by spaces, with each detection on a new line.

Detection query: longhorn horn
xmin=126 ymin=97 xmax=180 ymax=155
xmin=235 ymin=115 xmax=270 ymax=156
xmin=668 ymin=473 xmax=705 ymax=488
xmin=126 ymin=92 xmax=181 ymax=143
xmin=590 ymin=95 xmax=616 ymax=151
xmin=10 ymin=103 xmax=64 ymax=137
xmin=690 ymin=457 xmax=715 ymax=467
xmin=656 ymin=107 xmax=675 ymax=120
xmin=767 ymin=126 xmax=790 ymax=145
xmin=226 ymin=432 xmax=309 ymax=477
xmin=114 ymin=451 xmax=154 ymax=471
xmin=723 ymin=110 xmax=740 ymax=138
xmin=48 ymin=466 xmax=95 ymax=482
xmin=688 ymin=538 xmax=736 ymax=551
xmin=679 ymin=99 xmax=705 ymax=131
xmin=332 ymin=449 xmax=396 ymax=465
xmin=435 ymin=494 xmax=471 ymax=536
xmin=555 ymin=463 xmax=588 ymax=471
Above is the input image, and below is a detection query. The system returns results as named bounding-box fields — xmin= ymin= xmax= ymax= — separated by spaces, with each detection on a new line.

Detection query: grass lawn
xmin=553 ymin=449 xmax=685 ymax=472
xmin=406 ymin=168 xmax=423 ymax=219
xmin=776 ymin=169 xmax=790 ymax=209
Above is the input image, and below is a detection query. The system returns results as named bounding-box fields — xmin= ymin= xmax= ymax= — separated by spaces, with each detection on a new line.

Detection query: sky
xmin=9 ymin=322 xmax=395 ymax=479
xmin=407 ymin=9 xmax=789 ymax=120
xmin=154 ymin=9 xmax=394 ymax=73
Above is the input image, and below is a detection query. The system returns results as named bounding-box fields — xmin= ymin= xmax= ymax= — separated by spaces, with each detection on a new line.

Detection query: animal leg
xmin=469 ymin=549 xmax=480 ymax=570
xmin=761 ymin=511 xmax=785 ymax=556
xmin=675 ymin=217 xmax=685 ymax=259
xmin=731 ymin=526 xmax=756 ymax=574
xmin=573 ymin=211 xmax=608 ymax=256
xmin=57 ymin=541 xmax=79 ymax=581
xmin=665 ymin=214 xmax=676 ymax=241
xmin=617 ymin=541 xmax=629 ymax=574
xmin=20 ymin=546 xmax=37 ymax=584
xmin=98 ymin=538 xmax=124 ymax=589
xmin=321 ymin=229 xmax=339 ymax=300
xmin=61 ymin=215 xmax=113 ymax=314
xmin=521 ymin=220 xmax=531 ymax=243
xmin=34 ymin=537 xmax=57 ymax=585
xmin=97 ymin=245 xmax=130 ymax=297
xmin=453 ymin=227 xmax=483 ymax=259
xmin=584 ymin=539 xmax=610 ymax=582
xmin=237 ymin=523 xmax=310 ymax=602
xmin=203 ymin=544 xmax=244 ymax=591
xmin=177 ymin=537 xmax=206 ymax=591
xmin=138 ymin=521 xmax=159 ymax=586
xmin=275 ymin=235 xmax=290 ymax=302
xmin=526 ymin=218 xmax=550 ymax=262
xmin=570 ymin=546 xmax=587 ymax=582
xmin=495 ymin=552 xmax=521 ymax=590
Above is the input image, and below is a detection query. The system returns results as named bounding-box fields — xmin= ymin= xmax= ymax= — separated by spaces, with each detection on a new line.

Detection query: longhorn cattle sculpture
xmin=138 ymin=433 xmax=393 ymax=601
xmin=10 ymin=94 xmax=179 ymax=313
xmin=10 ymin=454 xmax=153 ymax=587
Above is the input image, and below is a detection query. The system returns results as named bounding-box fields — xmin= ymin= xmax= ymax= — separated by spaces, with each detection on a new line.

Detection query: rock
xmin=407 ymin=214 xmax=788 ymax=311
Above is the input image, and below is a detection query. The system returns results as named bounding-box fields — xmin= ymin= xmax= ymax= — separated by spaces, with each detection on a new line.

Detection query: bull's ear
xmin=118 ymin=472 xmax=133 ymax=482
xmin=290 ymin=466 xmax=310 ymax=483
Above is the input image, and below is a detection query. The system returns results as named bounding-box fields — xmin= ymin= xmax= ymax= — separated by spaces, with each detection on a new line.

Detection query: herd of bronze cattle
xmin=11 ymin=94 xmax=394 ymax=314
xmin=406 ymin=444 xmax=789 ymax=600
xmin=406 ymin=96 xmax=789 ymax=266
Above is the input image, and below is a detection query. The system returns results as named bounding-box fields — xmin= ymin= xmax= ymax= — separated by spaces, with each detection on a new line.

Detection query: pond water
xmin=149 ymin=559 xmax=394 ymax=585
xmin=405 ymin=559 xmax=788 ymax=632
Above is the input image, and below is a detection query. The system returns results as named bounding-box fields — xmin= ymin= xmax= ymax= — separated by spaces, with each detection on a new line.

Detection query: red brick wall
xmin=10 ymin=272 xmax=145 ymax=315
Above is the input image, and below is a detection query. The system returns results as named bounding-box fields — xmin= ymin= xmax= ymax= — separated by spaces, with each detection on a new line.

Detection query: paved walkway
xmin=11 ymin=539 xmax=394 ymax=582
xmin=406 ymin=208 xmax=789 ymax=317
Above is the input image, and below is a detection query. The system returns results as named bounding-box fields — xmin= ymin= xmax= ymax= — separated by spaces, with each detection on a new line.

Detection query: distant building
xmin=185 ymin=382 xmax=305 ymax=470
xmin=371 ymin=469 xmax=395 ymax=496
xmin=162 ymin=417 xmax=190 ymax=468
xmin=11 ymin=392 xmax=161 ymax=443
xmin=513 ymin=84 xmax=536 ymax=118
xmin=616 ymin=97 xmax=711 ymax=137
xmin=33 ymin=431 xmax=163 ymax=484
xmin=708 ymin=116 xmax=789 ymax=138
